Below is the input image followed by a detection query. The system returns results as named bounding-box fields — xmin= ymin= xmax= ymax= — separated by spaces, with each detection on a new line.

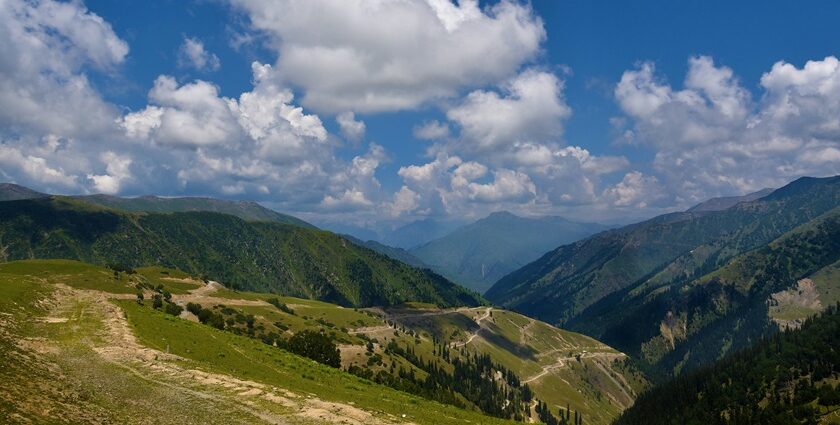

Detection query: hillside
xmin=0 ymin=183 xmax=313 ymax=227
xmin=411 ymin=212 xmax=609 ymax=293
xmin=487 ymin=176 xmax=840 ymax=376
xmin=616 ymin=305 xmax=840 ymax=425
xmin=0 ymin=183 xmax=46 ymax=201
xmin=0 ymin=260 xmax=511 ymax=425
xmin=73 ymin=193 xmax=315 ymax=228
xmin=0 ymin=197 xmax=481 ymax=308
xmin=0 ymin=260 xmax=645 ymax=424
xmin=686 ymin=187 xmax=773 ymax=212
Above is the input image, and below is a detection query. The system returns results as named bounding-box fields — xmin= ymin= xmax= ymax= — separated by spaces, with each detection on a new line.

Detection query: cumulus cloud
xmin=602 ymin=171 xmax=664 ymax=208
xmin=178 ymin=37 xmax=220 ymax=71
xmin=413 ymin=121 xmax=451 ymax=141
xmin=0 ymin=0 xmax=127 ymax=138
xmin=229 ymin=0 xmax=545 ymax=113
xmin=336 ymin=111 xmax=366 ymax=141
xmin=391 ymin=69 xmax=629 ymax=218
xmin=87 ymin=151 xmax=132 ymax=194
xmin=447 ymin=69 xmax=571 ymax=152
xmin=614 ymin=55 xmax=840 ymax=206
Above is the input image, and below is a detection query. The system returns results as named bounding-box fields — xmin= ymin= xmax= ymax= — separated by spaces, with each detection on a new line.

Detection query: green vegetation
xmin=410 ymin=211 xmax=609 ymax=293
xmin=119 ymin=300 xmax=517 ymax=425
xmin=0 ymin=197 xmax=482 ymax=308
xmin=0 ymin=259 xmax=517 ymax=424
xmin=487 ymin=176 xmax=840 ymax=378
xmin=616 ymin=305 xmax=840 ymax=425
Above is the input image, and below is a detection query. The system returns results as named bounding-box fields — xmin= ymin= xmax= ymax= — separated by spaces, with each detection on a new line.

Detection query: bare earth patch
xmin=36 ymin=284 xmax=402 ymax=425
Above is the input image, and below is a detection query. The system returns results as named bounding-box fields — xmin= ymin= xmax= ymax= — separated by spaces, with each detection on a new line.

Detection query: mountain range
xmin=0 ymin=195 xmax=480 ymax=308
xmin=409 ymin=211 xmax=610 ymax=293
xmin=486 ymin=176 xmax=840 ymax=377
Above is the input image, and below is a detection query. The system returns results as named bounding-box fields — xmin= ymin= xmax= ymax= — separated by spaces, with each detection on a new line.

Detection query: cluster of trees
xmin=286 ymin=330 xmax=341 ymax=368
xmin=135 ymin=285 xmax=182 ymax=316
xmin=185 ymin=303 xmax=225 ymax=330
xmin=617 ymin=304 xmax=840 ymax=424
xmin=266 ymin=297 xmax=295 ymax=315
xmin=536 ymin=400 xmax=583 ymax=425
xmin=184 ymin=302 xmax=340 ymax=368
xmin=348 ymin=340 xmax=542 ymax=422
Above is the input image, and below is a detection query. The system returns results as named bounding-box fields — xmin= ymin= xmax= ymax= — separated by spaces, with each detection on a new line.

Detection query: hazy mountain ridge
xmin=487 ymin=176 xmax=840 ymax=376
xmin=686 ymin=187 xmax=774 ymax=212
xmin=0 ymin=197 xmax=481 ymax=308
xmin=410 ymin=211 xmax=610 ymax=293
xmin=0 ymin=183 xmax=47 ymax=201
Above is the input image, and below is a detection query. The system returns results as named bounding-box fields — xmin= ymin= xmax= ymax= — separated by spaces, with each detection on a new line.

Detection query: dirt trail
xmin=451 ymin=307 xmax=492 ymax=348
xmin=522 ymin=351 xmax=625 ymax=384
xmin=45 ymin=284 xmax=404 ymax=425
xmin=171 ymin=281 xmax=272 ymax=307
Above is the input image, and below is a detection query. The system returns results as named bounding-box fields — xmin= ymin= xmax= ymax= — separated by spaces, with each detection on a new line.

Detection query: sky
xmin=2 ymin=0 xmax=840 ymax=233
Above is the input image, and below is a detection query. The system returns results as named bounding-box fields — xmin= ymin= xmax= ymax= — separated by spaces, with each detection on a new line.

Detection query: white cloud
xmin=178 ymin=37 xmax=220 ymax=71
xmin=447 ymin=69 xmax=571 ymax=152
xmin=614 ymin=55 xmax=840 ymax=206
xmin=413 ymin=120 xmax=451 ymax=141
xmin=87 ymin=151 xmax=132 ymax=194
xmin=386 ymin=186 xmax=421 ymax=217
xmin=123 ymin=76 xmax=242 ymax=148
xmin=336 ymin=111 xmax=366 ymax=141
xmin=0 ymin=0 xmax=127 ymax=138
xmin=0 ymin=143 xmax=78 ymax=188
xmin=391 ymin=68 xmax=629 ymax=218
xmin=602 ymin=171 xmax=664 ymax=208
xmin=464 ymin=169 xmax=536 ymax=203
xmin=229 ymin=0 xmax=545 ymax=113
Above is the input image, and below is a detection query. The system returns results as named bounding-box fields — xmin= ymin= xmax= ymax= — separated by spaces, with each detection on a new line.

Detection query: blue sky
xmin=2 ymin=0 xmax=840 ymax=232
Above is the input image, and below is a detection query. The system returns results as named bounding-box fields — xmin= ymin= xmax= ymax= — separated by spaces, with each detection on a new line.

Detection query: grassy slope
xmin=0 ymin=260 xmax=513 ymax=425
xmin=0 ymin=197 xmax=482 ymax=308
xmin=0 ymin=259 xmax=643 ymax=425
xmin=193 ymin=285 xmax=646 ymax=424
xmin=385 ymin=307 xmax=647 ymax=425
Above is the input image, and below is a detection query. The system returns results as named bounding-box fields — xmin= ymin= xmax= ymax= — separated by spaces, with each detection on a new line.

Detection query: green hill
xmin=73 ymin=193 xmax=315 ymax=228
xmin=0 ymin=260 xmax=511 ymax=425
xmin=487 ymin=176 xmax=840 ymax=377
xmin=411 ymin=212 xmax=609 ymax=293
xmin=0 ymin=197 xmax=481 ymax=308
xmin=616 ymin=305 xmax=840 ymax=425
xmin=0 ymin=260 xmax=644 ymax=424
xmin=0 ymin=183 xmax=313 ymax=227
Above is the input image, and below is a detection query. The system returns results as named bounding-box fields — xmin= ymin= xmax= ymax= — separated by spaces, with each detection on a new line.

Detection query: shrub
xmin=286 ymin=330 xmax=341 ymax=368
xmin=151 ymin=294 xmax=163 ymax=309
xmin=267 ymin=298 xmax=295 ymax=315
xmin=164 ymin=302 xmax=183 ymax=316
xmin=186 ymin=302 xmax=202 ymax=316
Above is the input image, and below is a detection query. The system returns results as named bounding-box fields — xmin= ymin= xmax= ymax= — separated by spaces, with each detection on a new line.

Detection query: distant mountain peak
xmin=687 ymin=187 xmax=774 ymax=213
xmin=0 ymin=183 xmax=47 ymax=201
